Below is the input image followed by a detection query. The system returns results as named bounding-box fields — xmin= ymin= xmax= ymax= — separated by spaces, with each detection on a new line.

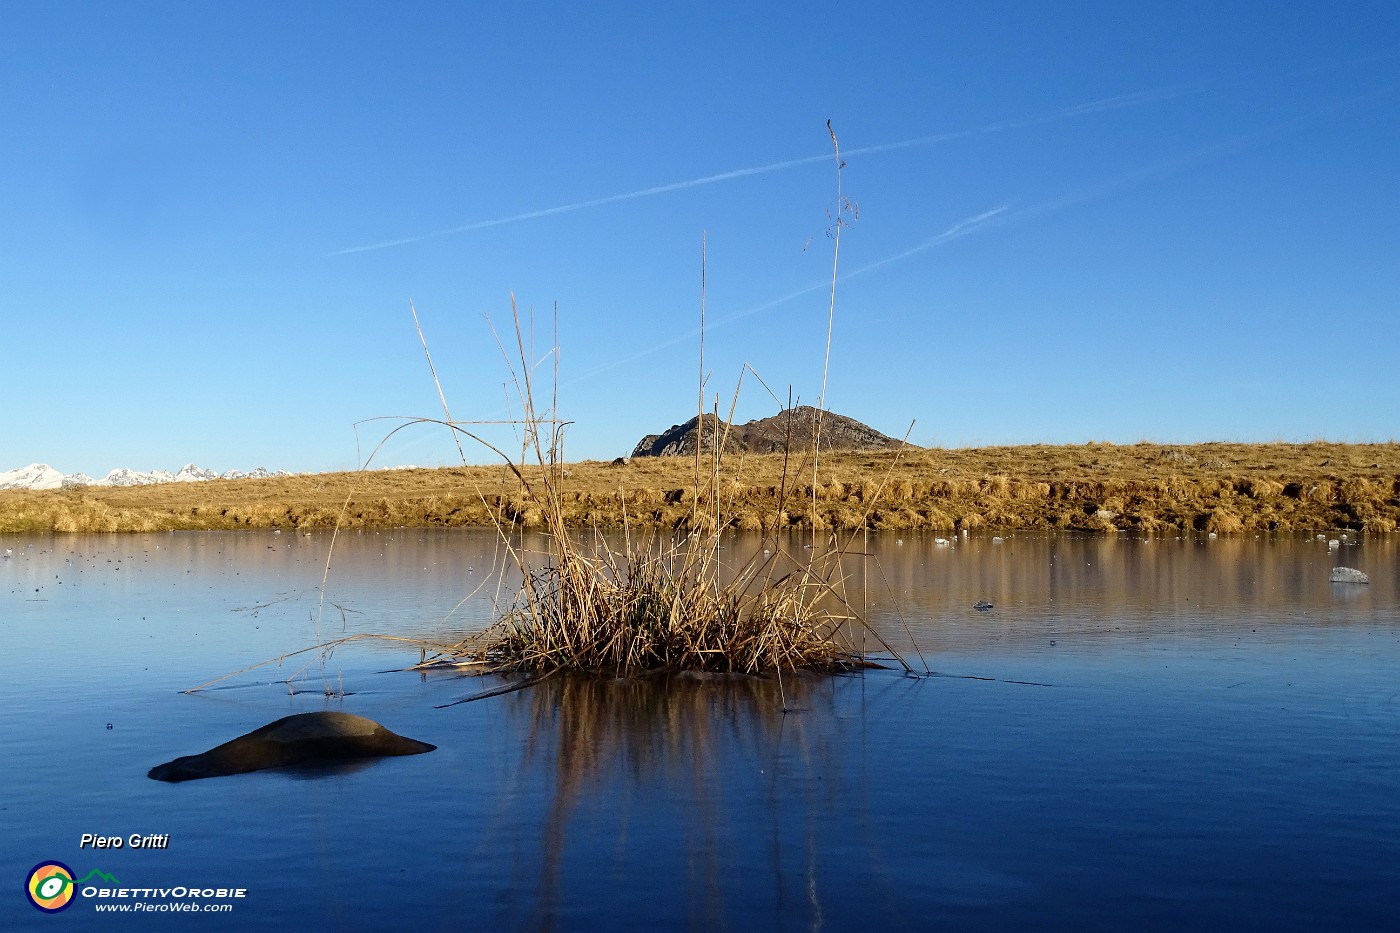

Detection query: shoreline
xmin=2 ymin=441 xmax=1397 ymax=535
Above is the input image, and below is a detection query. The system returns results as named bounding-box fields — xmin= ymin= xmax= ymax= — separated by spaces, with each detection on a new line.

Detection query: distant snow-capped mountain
xmin=174 ymin=464 xmax=219 ymax=482
xmin=102 ymin=467 xmax=177 ymax=487
xmin=217 ymin=467 xmax=287 ymax=481
xmin=0 ymin=463 xmax=66 ymax=490
xmin=0 ymin=463 xmax=291 ymax=491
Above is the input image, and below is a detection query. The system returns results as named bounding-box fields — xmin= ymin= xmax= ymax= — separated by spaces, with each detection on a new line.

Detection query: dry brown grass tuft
xmin=471 ymin=535 xmax=872 ymax=674
xmin=358 ymin=283 xmax=909 ymax=683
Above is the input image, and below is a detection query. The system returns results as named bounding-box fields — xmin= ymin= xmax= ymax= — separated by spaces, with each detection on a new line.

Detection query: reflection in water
xmin=496 ymin=672 xmax=852 ymax=932
xmin=861 ymin=531 xmax=1394 ymax=615
xmin=847 ymin=532 xmax=1396 ymax=659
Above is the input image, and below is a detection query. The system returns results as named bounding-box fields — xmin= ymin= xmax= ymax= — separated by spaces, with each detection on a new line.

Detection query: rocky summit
xmin=630 ymin=406 xmax=906 ymax=458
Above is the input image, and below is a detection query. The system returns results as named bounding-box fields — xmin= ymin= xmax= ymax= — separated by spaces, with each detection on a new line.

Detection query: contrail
xmin=839 ymin=84 xmax=1204 ymax=161
xmin=1011 ymin=81 xmax=1399 ymax=223
xmin=565 ymin=204 xmax=1012 ymax=385
xmin=327 ymin=85 xmax=1198 ymax=257
xmin=562 ymin=81 xmax=1399 ymax=386
xmin=326 ymin=155 xmax=826 ymax=255
xmin=839 ymin=204 xmax=1015 ymax=280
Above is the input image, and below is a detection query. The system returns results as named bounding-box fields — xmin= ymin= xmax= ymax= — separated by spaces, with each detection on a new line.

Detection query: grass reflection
xmin=490 ymin=671 xmax=856 ymax=931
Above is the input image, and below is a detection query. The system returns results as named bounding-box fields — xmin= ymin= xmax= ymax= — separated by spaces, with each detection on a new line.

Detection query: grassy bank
xmin=2 ymin=441 xmax=1397 ymax=535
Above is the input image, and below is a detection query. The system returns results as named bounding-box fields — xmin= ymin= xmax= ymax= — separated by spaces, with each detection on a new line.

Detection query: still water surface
xmin=2 ymin=530 xmax=1397 ymax=931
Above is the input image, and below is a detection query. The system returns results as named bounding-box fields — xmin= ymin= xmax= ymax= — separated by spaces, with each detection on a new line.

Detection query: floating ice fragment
xmin=1330 ymin=567 xmax=1369 ymax=584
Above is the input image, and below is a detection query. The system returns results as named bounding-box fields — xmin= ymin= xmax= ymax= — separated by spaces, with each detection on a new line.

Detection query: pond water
xmin=3 ymin=529 xmax=1398 ymax=931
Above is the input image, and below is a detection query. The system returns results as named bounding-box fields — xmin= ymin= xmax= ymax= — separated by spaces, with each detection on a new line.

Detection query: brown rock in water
xmin=148 ymin=711 xmax=435 ymax=782
xmin=630 ymin=406 xmax=905 ymax=458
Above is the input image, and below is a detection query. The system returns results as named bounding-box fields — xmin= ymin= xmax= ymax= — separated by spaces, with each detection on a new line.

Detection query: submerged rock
xmin=1329 ymin=567 xmax=1370 ymax=585
xmin=148 ymin=712 xmax=435 ymax=782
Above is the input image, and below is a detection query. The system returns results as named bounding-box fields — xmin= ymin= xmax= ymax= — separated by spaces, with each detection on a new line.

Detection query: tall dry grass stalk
xmin=389 ymin=123 xmax=907 ymax=679
xmin=405 ymin=297 xmax=904 ymax=677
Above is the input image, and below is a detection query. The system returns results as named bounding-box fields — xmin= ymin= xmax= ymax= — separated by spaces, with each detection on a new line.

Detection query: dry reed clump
xmin=407 ymin=294 xmax=896 ymax=679
xmin=469 ymin=536 xmax=872 ymax=675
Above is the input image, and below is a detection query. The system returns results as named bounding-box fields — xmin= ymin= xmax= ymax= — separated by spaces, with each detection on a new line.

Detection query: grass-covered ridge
xmin=2 ymin=441 xmax=1397 ymax=535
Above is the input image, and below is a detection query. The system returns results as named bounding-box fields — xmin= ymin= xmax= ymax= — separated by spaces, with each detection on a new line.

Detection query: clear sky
xmin=2 ymin=1 xmax=1397 ymax=477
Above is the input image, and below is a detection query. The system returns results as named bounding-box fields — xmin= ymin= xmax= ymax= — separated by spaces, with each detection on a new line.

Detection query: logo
xmin=25 ymin=862 xmax=76 ymax=913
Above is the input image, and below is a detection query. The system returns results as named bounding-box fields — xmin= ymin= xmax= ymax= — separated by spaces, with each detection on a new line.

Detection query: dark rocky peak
xmin=630 ymin=407 xmax=905 ymax=458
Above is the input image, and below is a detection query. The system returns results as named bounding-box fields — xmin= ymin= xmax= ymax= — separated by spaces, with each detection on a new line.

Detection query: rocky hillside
xmin=631 ymin=406 xmax=905 ymax=458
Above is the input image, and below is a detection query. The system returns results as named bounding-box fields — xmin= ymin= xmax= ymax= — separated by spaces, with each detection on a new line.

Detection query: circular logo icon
xmin=26 ymin=862 xmax=77 ymax=913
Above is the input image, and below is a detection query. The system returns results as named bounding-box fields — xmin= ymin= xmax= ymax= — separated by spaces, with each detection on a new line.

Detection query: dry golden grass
xmin=4 ymin=441 xmax=1397 ymax=536
xmin=407 ymin=292 xmax=892 ymax=676
xmin=465 ymin=530 xmax=879 ymax=674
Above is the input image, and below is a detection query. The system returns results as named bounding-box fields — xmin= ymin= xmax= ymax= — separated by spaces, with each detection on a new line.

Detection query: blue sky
xmin=2 ymin=2 xmax=1397 ymax=477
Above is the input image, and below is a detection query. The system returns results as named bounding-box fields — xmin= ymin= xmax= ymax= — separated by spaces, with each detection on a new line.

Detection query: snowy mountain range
xmin=0 ymin=463 xmax=291 ymax=491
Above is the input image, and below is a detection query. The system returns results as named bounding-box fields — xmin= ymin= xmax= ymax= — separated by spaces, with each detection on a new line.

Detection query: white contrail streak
xmin=327 ymin=86 xmax=1197 ymax=257
xmin=561 ymin=81 xmax=1400 ymax=386
xmin=840 ymin=205 xmax=1014 ymax=280
xmin=565 ymin=204 xmax=1012 ymax=385
xmin=327 ymin=155 xmax=826 ymax=255
xmin=838 ymin=84 xmax=1202 ymax=161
